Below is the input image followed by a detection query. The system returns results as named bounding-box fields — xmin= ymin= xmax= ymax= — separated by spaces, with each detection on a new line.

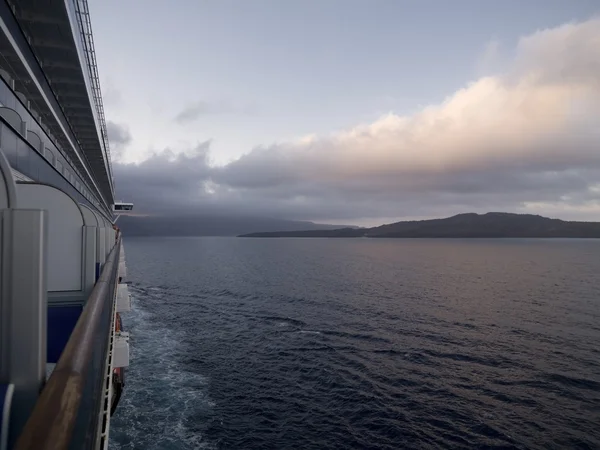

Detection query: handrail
xmin=14 ymin=236 xmax=122 ymax=450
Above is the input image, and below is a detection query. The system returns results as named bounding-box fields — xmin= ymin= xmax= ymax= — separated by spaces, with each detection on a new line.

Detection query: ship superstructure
xmin=0 ymin=1 xmax=130 ymax=449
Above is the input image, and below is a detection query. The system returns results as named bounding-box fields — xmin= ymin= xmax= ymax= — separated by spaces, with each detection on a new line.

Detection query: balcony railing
xmin=14 ymin=236 xmax=121 ymax=450
xmin=72 ymin=0 xmax=114 ymax=190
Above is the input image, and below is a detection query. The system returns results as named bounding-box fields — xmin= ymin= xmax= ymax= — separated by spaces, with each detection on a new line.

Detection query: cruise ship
xmin=0 ymin=1 xmax=131 ymax=449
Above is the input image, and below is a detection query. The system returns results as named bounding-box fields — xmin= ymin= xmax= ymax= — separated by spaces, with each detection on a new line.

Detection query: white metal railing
xmin=72 ymin=0 xmax=114 ymax=191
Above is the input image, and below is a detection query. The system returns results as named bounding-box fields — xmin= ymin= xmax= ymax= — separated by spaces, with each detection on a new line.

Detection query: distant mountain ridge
xmin=239 ymin=213 xmax=600 ymax=238
xmin=117 ymin=214 xmax=356 ymax=237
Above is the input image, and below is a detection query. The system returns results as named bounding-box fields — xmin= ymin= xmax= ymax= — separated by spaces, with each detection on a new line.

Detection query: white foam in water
xmin=110 ymin=294 xmax=216 ymax=450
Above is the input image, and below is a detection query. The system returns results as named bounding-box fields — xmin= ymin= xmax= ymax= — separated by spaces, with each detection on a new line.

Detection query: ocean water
xmin=109 ymin=237 xmax=600 ymax=449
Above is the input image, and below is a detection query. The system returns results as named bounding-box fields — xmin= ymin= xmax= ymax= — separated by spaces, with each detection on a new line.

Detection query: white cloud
xmin=116 ymin=17 xmax=600 ymax=222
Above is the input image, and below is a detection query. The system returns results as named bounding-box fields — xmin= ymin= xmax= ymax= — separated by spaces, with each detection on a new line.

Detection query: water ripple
xmin=111 ymin=237 xmax=600 ymax=449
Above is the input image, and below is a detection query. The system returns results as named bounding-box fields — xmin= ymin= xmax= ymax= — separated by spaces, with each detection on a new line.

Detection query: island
xmin=239 ymin=212 xmax=600 ymax=238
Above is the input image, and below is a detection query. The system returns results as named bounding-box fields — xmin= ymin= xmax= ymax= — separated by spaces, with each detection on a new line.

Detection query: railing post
xmin=83 ymin=226 xmax=96 ymax=296
xmin=95 ymin=227 xmax=105 ymax=280
xmin=0 ymin=209 xmax=47 ymax=449
xmin=104 ymin=227 xmax=111 ymax=258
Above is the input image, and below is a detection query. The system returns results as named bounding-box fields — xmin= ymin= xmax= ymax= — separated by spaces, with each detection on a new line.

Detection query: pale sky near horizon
xmin=89 ymin=1 xmax=600 ymax=225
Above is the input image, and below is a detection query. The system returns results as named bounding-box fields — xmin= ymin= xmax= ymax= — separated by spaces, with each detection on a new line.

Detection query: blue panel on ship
xmin=47 ymin=305 xmax=83 ymax=363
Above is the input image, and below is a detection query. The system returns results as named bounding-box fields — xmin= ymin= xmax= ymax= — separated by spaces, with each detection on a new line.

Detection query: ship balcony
xmin=0 ymin=0 xmax=114 ymax=209
xmin=0 ymin=149 xmax=129 ymax=449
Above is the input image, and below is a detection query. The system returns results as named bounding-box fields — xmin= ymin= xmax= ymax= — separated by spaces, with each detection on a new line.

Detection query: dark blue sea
xmin=109 ymin=237 xmax=600 ymax=449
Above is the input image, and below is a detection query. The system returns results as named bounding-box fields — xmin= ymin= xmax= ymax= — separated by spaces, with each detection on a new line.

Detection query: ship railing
xmin=13 ymin=236 xmax=121 ymax=450
xmin=71 ymin=0 xmax=114 ymax=190
xmin=0 ymin=147 xmax=121 ymax=449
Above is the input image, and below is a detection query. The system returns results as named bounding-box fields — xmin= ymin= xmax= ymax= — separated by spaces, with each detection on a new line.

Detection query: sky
xmin=90 ymin=1 xmax=600 ymax=225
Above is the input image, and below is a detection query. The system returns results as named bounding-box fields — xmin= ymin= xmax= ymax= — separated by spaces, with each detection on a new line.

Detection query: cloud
xmin=476 ymin=38 xmax=505 ymax=76
xmin=174 ymin=100 xmax=255 ymax=123
xmin=106 ymin=121 xmax=132 ymax=161
xmin=113 ymin=140 xmax=212 ymax=209
xmin=115 ymin=17 xmax=600 ymax=223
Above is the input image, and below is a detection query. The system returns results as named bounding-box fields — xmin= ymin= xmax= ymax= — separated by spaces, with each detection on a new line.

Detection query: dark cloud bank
xmin=113 ymin=18 xmax=600 ymax=234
